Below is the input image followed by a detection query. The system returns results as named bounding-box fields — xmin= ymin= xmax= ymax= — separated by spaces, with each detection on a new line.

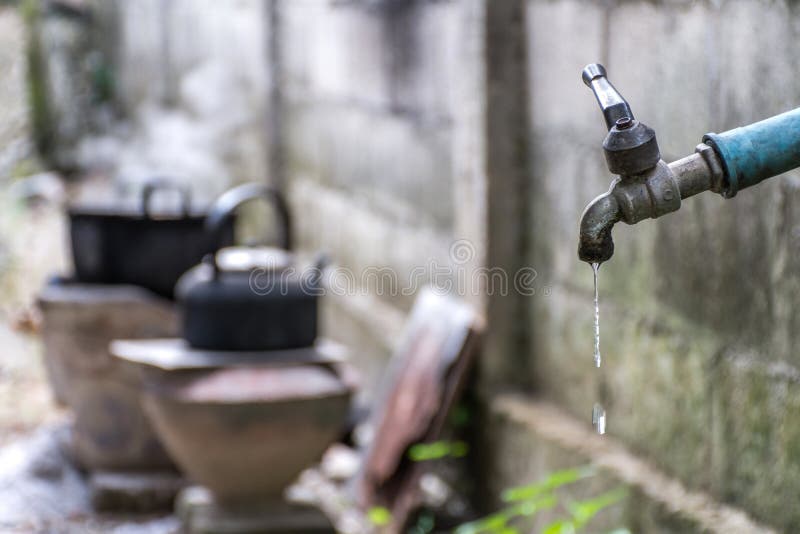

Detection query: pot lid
xmin=215 ymin=246 xmax=292 ymax=273
xmin=162 ymin=366 xmax=350 ymax=403
xmin=109 ymin=338 xmax=348 ymax=371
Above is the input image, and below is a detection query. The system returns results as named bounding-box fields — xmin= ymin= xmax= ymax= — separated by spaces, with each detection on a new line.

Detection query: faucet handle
xmin=582 ymin=63 xmax=634 ymax=130
xmin=582 ymin=63 xmax=661 ymax=175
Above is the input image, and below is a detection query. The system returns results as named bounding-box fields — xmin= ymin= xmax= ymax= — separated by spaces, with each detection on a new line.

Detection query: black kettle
xmin=175 ymin=183 xmax=325 ymax=351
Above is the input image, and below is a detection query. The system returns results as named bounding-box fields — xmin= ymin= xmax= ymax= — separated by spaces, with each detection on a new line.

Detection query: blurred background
xmin=1 ymin=0 xmax=800 ymax=532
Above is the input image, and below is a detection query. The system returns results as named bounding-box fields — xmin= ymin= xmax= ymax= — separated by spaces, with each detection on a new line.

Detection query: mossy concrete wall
xmin=517 ymin=0 xmax=800 ymax=531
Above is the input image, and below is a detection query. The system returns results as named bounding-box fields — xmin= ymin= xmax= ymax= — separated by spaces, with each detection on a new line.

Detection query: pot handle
xmin=205 ymin=182 xmax=292 ymax=252
xmin=141 ymin=179 xmax=192 ymax=218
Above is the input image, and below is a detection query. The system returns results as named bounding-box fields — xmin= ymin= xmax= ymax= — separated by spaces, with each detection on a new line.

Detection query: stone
xmin=89 ymin=470 xmax=185 ymax=513
xmin=320 ymin=444 xmax=361 ymax=482
xmin=176 ymin=486 xmax=334 ymax=534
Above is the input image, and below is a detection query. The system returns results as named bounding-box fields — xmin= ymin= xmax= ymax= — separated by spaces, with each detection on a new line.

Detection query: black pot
xmin=176 ymin=183 xmax=323 ymax=351
xmin=69 ymin=180 xmax=235 ymax=299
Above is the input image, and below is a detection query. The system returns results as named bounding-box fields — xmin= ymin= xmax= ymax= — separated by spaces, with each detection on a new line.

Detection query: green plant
xmin=368 ymin=506 xmax=393 ymax=527
xmin=408 ymin=440 xmax=470 ymax=462
xmin=455 ymin=466 xmax=628 ymax=534
xmin=372 ymin=440 xmax=630 ymax=534
xmin=366 ymin=463 xmax=629 ymax=533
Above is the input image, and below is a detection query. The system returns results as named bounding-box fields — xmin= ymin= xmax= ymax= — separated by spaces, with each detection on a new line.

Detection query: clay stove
xmin=111 ymin=338 xmax=354 ymax=533
xmin=37 ymin=277 xmax=183 ymax=511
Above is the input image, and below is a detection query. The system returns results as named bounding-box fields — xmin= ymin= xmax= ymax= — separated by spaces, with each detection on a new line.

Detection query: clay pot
xmin=142 ymin=365 xmax=351 ymax=504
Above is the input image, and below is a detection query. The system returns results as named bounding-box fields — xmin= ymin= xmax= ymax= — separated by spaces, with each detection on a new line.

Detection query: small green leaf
xmin=502 ymin=465 xmax=596 ymax=503
xmin=541 ymin=519 xmax=576 ymax=534
xmin=367 ymin=506 xmax=392 ymax=526
xmin=566 ymin=487 xmax=628 ymax=528
xmin=408 ymin=440 xmax=470 ymax=461
xmin=511 ymin=493 xmax=557 ymax=517
xmin=455 ymin=511 xmax=509 ymax=534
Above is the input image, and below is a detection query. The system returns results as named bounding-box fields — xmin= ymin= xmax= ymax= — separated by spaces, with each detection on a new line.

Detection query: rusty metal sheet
xmin=356 ymin=288 xmax=482 ymax=525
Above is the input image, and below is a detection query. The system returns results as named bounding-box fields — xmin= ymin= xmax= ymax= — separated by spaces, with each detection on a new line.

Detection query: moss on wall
xmin=21 ymin=0 xmax=54 ymax=164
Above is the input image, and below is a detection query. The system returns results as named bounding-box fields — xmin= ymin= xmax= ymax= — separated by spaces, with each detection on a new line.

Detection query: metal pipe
xmin=668 ymin=143 xmax=724 ymax=200
xmin=670 ymin=152 xmax=710 ymax=199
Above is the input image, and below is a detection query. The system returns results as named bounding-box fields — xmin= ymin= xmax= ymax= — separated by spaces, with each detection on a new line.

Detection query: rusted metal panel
xmin=357 ymin=288 xmax=483 ymax=527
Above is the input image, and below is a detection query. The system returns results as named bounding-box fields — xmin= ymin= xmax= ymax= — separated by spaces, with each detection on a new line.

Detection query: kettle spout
xmin=579 ymin=189 xmax=621 ymax=264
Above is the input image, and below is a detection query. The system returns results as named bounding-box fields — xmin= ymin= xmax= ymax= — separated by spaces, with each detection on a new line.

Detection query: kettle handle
xmin=205 ymin=183 xmax=292 ymax=252
xmin=141 ymin=178 xmax=192 ymax=218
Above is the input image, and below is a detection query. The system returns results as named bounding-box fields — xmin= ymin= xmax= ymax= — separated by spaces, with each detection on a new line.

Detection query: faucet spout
xmin=579 ymin=160 xmax=683 ymax=264
xmin=578 ymin=185 xmax=621 ymax=264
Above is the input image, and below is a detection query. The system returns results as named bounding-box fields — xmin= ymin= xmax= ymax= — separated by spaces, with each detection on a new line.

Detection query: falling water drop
xmin=592 ymin=262 xmax=601 ymax=368
xmin=592 ymin=403 xmax=606 ymax=435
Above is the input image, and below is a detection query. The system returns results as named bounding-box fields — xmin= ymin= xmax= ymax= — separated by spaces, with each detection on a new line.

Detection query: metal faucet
xmin=578 ymin=63 xmax=800 ymax=264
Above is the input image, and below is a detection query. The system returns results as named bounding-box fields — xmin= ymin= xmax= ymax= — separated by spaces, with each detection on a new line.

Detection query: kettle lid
xmin=215 ymin=246 xmax=292 ymax=273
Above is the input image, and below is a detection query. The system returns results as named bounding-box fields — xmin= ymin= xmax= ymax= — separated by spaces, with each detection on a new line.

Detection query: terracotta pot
xmin=142 ymin=365 xmax=351 ymax=504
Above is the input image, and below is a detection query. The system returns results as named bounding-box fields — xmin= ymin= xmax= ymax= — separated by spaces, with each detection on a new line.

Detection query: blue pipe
xmin=703 ymin=107 xmax=800 ymax=197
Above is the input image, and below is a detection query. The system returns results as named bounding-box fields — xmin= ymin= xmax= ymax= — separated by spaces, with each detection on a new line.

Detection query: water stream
xmin=592 ymin=262 xmax=601 ymax=368
xmin=591 ymin=262 xmax=606 ymax=435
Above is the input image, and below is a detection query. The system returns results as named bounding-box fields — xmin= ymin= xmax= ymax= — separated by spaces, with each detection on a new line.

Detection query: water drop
xmin=592 ymin=403 xmax=606 ymax=435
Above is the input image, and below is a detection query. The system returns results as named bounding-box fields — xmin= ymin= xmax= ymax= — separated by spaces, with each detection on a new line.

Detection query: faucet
xmin=578 ymin=63 xmax=800 ymax=264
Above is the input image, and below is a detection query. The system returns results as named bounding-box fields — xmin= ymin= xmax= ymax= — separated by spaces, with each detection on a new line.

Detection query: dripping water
xmin=591 ymin=262 xmax=605 ymax=435
xmin=592 ymin=262 xmax=601 ymax=368
xmin=592 ymin=403 xmax=606 ymax=435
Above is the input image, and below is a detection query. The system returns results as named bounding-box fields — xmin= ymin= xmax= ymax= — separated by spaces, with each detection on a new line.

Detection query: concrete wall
xmin=273 ymin=0 xmax=481 ymax=397
xmin=518 ymin=0 xmax=800 ymax=531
